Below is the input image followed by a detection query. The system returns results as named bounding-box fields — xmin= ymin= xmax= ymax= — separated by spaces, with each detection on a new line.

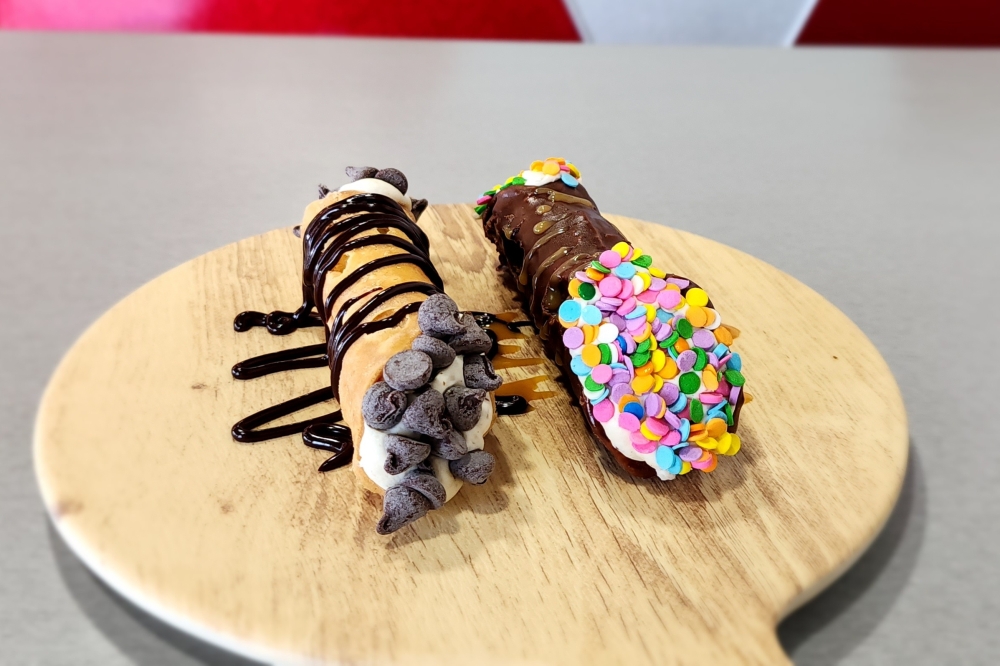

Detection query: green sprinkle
xmin=498 ymin=182 xmax=511 ymax=190
xmin=590 ymin=260 xmax=611 ymax=274
xmin=632 ymin=350 xmax=651 ymax=368
xmin=724 ymin=369 xmax=746 ymax=387
xmin=676 ymin=319 xmax=693 ymax=338
xmin=635 ymin=338 xmax=651 ymax=355
xmin=690 ymin=399 xmax=704 ymax=422
xmin=693 ymin=348 xmax=707 ymax=371
xmin=632 ymin=254 xmax=653 ymax=268
xmin=512 ymin=176 xmax=526 ymax=186
xmin=725 ymin=403 xmax=734 ymax=426
xmin=679 ymin=372 xmax=701 ymax=395
xmin=667 ymin=346 xmax=679 ymax=360
xmin=484 ymin=189 xmax=496 ymax=196
xmin=598 ymin=343 xmax=611 ymax=365
xmin=474 ymin=204 xmax=487 ymax=215
xmin=578 ymin=282 xmax=596 ymax=300
xmin=584 ymin=376 xmax=604 ymax=392
xmin=660 ymin=330 xmax=679 ymax=349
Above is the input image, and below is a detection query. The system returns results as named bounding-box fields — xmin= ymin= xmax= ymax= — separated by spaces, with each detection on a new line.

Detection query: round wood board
xmin=34 ymin=205 xmax=907 ymax=665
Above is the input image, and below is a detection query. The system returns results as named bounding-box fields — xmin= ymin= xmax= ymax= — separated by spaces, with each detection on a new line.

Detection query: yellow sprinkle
xmin=707 ymin=418 xmax=727 ymax=438
xmin=634 ymin=325 xmax=651 ymax=343
xmin=727 ymin=434 xmax=741 ymax=456
xmin=702 ymin=367 xmax=719 ymax=392
xmin=632 ymin=247 xmax=643 ymax=258
xmin=651 ymin=349 xmax=667 ymax=372
xmin=546 ymin=156 xmax=566 ymax=164
xmin=716 ymin=433 xmax=732 ymax=455
xmin=567 ymin=163 xmax=580 ymax=178
xmin=649 ymin=267 xmax=666 ymax=278
xmin=640 ymin=423 xmax=658 ymax=441
xmin=700 ymin=436 xmax=717 ymax=450
xmin=680 ymin=461 xmax=692 ymax=474
xmin=657 ymin=357 xmax=679 ymax=379
xmin=582 ymin=325 xmax=597 ymax=345
xmin=542 ymin=160 xmax=561 ymax=175
xmin=686 ymin=287 xmax=709 ymax=307
xmin=639 ymin=272 xmax=651 ymax=292
xmin=744 ymin=392 xmax=754 ymax=404
xmin=612 ymin=241 xmax=631 ymax=258
xmin=645 ymin=304 xmax=657 ymax=322
xmin=632 ymin=375 xmax=654 ymax=394
xmin=568 ymin=278 xmax=582 ymax=298
xmin=530 ymin=161 xmax=543 ymax=172
xmin=652 ymin=376 xmax=664 ymax=394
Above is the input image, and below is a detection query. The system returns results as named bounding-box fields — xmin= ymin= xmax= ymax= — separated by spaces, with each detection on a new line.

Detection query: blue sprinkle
xmin=558 ymin=300 xmax=581 ymax=323
xmin=669 ymin=454 xmax=683 ymax=475
xmin=581 ymin=304 xmax=603 ymax=326
xmin=589 ymin=388 xmax=610 ymax=404
xmin=610 ymin=362 xmax=627 ymax=370
xmin=713 ymin=343 xmax=729 ymax=358
xmin=708 ymin=403 xmax=727 ymax=418
xmin=656 ymin=309 xmax=672 ymax=323
xmin=623 ymin=402 xmax=645 ymax=420
xmin=613 ymin=262 xmax=636 ymax=279
xmin=655 ymin=445 xmax=676 ymax=471
xmin=679 ymin=419 xmax=690 ymax=442
xmin=667 ymin=346 xmax=679 ymax=360
xmin=570 ymin=355 xmax=591 ymax=376
xmin=669 ymin=393 xmax=687 ymax=413
xmin=624 ymin=307 xmax=647 ymax=319
xmin=616 ymin=335 xmax=627 ymax=349
xmin=560 ymin=172 xmax=579 ymax=187
xmin=729 ymin=353 xmax=742 ymax=371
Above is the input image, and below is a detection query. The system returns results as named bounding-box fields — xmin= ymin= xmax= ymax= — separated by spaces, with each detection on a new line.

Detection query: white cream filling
xmin=358 ymin=355 xmax=492 ymax=501
xmin=519 ymin=170 xmax=561 ymax=187
xmin=339 ymin=178 xmax=411 ymax=208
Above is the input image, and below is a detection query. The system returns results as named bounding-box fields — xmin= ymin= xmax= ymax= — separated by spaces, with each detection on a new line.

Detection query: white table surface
xmin=2 ymin=32 xmax=998 ymax=665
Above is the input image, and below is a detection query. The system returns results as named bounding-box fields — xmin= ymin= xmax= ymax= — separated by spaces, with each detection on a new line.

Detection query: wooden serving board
xmin=34 ymin=205 xmax=908 ymax=665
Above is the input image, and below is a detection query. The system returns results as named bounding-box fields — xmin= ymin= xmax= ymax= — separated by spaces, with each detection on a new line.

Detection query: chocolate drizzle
xmin=231 ymin=343 xmax=327 ymax=380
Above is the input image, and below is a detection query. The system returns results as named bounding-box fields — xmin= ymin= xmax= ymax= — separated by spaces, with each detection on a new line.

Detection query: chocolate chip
xmin=383 ymin=350 xmax=433 ymax=391
xmin=376 ymin=485 xmax=430 ymax=535
xmin=430 ymin=427 xmax=468 ymax=461
xmin=417 ymin=294 xmax=465 ymax=338
xmin=384 ymin=435 xmax=431 ymax=475
xmin=374 ymin=168 xmax=408 ymax=195
xmin=444 ymin=386 xmax=486 ymax=431
xmin=318 ymin=183 xmax=330 ymax=198
xmin=345 ymin=166 xmax=378 ymax=181
xmin=449 ymin=450 xmax=496 ymax=485
xmin=400 ymin=389 xmax=451 ymax=438
xmin=463 ymin=355 xmax=502 ymax=391
xmin=401 ymin=471 xmax=446 ymax=509
xmin=361 ymin=381 xmax=407 ymax=430
xmin=411 ymin=198 xmax=428 ymax=219
xmin=448 ymin=314 xmax=492 ymax=354
xmin=411 ymin=335 xmax=456 ymax=369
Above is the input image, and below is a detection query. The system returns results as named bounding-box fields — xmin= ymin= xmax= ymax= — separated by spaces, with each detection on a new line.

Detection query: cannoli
xmin=475 ymin=159 xmax=747 ymax=480
xmin=235 ymin=167 xmax=501 ymax=534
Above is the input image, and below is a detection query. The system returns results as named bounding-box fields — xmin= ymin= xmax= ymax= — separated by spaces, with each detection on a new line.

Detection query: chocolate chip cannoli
xmin=475 ymin=159 xmax=748 ymax=480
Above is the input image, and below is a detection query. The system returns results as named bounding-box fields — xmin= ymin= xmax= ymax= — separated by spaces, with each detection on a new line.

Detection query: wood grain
xmin=34 ymin=204 xmax=908 ymax=665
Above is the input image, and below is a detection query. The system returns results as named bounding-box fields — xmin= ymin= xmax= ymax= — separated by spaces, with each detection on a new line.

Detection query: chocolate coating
xmin=361 ymin=381 xmax=407 ymax=430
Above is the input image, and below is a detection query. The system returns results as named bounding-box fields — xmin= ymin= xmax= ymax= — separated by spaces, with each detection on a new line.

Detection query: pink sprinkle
xmin=476 ymin=195 xmax=492 ymax=205
xmin=636 ymin=290 xmax=659 ymax=304
xmin=591 ymin=364 xmax=613 ymax=384
xmin=719 ymin=354 xmax=732 ymax=367
xmin=622 ymin=248 xmax=634 ymax=262
xmin=599 ymin=250 xmax=622 ymax=269
xmin=575 ymin=271 xmax=595 ymax=284
xmin=623 ymin=355 xmax=635 ymax=377
xmin=700 ymin=392 xmax=725 ymax=405
xmin=618 ymin=413 xmax=641 ymax=432
xmin=559 ymin=164 xmax=570 ymax=172
xmin=562 ymin=327 xmax=584 ymax=349
xmin=626 ymin=316 xmax=646 ymax=333
xmin=610 ymin=313 xmax=627 ymax=331
xmin=631 ymin=434 xmax=657 ymax=454
xmin=661 ymin=429 xmax=681 ymax=447
xmin=618 ymin=280 xmax=634 ymax=299
xmin=691 ymin=457 xmax=712 ymax=470
xmin=650 ymin=318 xmax=661 ymax=333
xmin=650 ymin=278 xmax=667 ymax=291
xmin=595 ymin=301 xmax=617 ymax=312
xmin=599 ymin=275 xmax=623 ymax=297
xmin=645 ymin=418 xmax=670 ymax=437
xmin=616 ymin=297 xmax=637 ymax=316
xmin=592 ymin=399 xmax=615 ymax=422
xmin=658 ymin=290 xmax=682 ymax=310
xmin=622 ymin=335 xmax=637 ymax=355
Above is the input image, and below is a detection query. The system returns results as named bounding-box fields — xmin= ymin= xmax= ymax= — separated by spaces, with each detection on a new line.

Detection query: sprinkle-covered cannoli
xmin=476 ymin=159 xmax=747 ymax=480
